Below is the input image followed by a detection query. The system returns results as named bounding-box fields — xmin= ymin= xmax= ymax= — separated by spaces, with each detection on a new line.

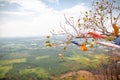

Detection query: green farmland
xmin=0 ymin=37 xmax=116 ymax=80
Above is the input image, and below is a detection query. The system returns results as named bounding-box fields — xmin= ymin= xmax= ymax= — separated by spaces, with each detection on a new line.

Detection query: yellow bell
xmin=63 ymin=46 xmax=67 ymax=50
xmin=65 ymin=41 xmax=71 ymax=45
xmin=112 ymin=24 xmax=119 ymax=37
xmin=80 ymin=44 xmax=88 ymax=51
xmin=45 ymin=41 xmax=51 ymax=47
xmin=58 ymin=53 xmax=64 ymax=61
xmin=90 ymin=40 xmax=95 ymax=48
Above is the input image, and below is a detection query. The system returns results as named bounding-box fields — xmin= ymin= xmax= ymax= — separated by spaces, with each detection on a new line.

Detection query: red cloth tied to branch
xmin=88 ymin=32 xmax=105 ymax=39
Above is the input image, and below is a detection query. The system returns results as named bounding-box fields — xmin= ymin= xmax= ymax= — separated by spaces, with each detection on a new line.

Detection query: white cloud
xmin=0 ymin=0 xmax=89 ymax=38
xmin=10 ymin=0 xmax=53 ymax=13
xmin=0 ymin=11 xmax=34 ymax=16
xmin=59 ymin=3 xmax=89 ymax=19
xmin=47 ymin=0 xmax=59 ymax=4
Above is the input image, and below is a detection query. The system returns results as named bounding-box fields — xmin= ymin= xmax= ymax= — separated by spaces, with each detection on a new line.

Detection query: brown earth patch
xmin=59 ymin=70 xmax=95 ymax=80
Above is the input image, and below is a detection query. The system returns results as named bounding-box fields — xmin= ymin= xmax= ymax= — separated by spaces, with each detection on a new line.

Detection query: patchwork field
xmin=0 ymin=37 xmax=118 ymax=80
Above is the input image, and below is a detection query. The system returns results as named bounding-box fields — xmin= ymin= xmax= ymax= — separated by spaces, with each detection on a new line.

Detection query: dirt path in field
xmin=60 ymin=70 xmax=95 ymax=80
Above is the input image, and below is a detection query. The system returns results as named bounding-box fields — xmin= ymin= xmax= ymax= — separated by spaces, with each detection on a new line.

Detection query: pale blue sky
xmin=42 ymin=0 xmax=91 ymax=10
xmin=0 ymin=0 xmax=119 ymax=38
